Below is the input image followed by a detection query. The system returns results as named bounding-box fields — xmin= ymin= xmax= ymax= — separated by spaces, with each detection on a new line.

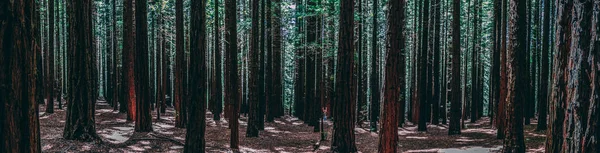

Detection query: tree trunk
xmin=46 ymin=0 xmax=55 ymax=114
xmin=211 ymin=0 xmax=223 ymax=122
xmin=497 ymin=0 xmax=508 ymax=139
xmin=448 ymin=0 xmax=462 ymax=136
xmin=470 ymin=0 xmax=480 ymax=123
xmin=183 ymin=0 xmax=208 ymax=151
xmin=332 ymin=0 xmax=357 ymax=152
xmin=536 ymin=0 xmax=550 ymax=131
xmin=432 ymin=0 xmax=442 ymax=125
xmin=246 ymin=0 xmax=260 ymax=137
xmin=175 ymin=0 xmax=187 ymax=128
xmin=135 ymin=0 xmax=152 ymax=132
xmin=63 ymin=0 xmax=101 ymax=142
xmin=270 ymin=0 xmax=284 ymax=120
xmin=225 ymin=0 xmax=239 ymax=148
xmin=502 ymin=0 xmax=527 ymax=151
xmin=0 ymin=0 xmax=42 ymax=151
xmin=369 ymin=0 xmax=380 ymax=131
xmin=418 ymin=0 xmax=430 ymax=132
xmin=377 ymin=0 xmax=405 ymax=151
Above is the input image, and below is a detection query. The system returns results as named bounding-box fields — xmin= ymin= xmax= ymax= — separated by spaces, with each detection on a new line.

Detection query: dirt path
xmin=39 ymin=101 xmax=545 ymax=152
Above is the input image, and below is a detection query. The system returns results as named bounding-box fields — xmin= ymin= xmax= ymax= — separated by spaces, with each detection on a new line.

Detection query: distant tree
xmin=369 ymin=0 xmax=380 ymax=131
xmin=225 ymin=0 xmax=240 ymax=148
xmin=535 ymin=0 xmax=550 ymax=131
xmin=63 ymin=0 xmax=101 ymax=142
xmin=46 ymin=0 xmax=55 ymax=114
xmin=247 ymin=0 xmax=260 ymax=137
xmin=417 ymin=0 xmax=430 ymax=132
xmin=0 ymin=0 xmax=42 ymax=151
xmin=210 ymin=0 xmax=223 ymax=122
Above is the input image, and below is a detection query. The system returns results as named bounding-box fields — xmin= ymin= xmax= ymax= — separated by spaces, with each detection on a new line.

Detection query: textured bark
xmin=0 ymin=0 xmax=42 ymax=151
xmin=183 ymin=0 xmax=208 ymax=151
xmin=63 ymin=0 xmax=100 ymax=142
xmin=247 ymin=0 xmax=260 ymax=137
xmin=585 ymin=2 xmax=599 ymax=152
xmin=536 ymin=0 xmax=550 ymax=131
xmin=497 ymin=0 xmax=508 ymax=139
xmin=432 ymin=0 xmax=442 ymax=125
xmin=546 ymin=0 xmax=571 ymax=152
xmin=448 ymin=0 xmax=462 ymax=136
xmin=270 ymin=0 xmax=284 ymax=119
xmin=377 ymin=0 xmax=404 ymax=151
xmin=369 ymin=0 xmax=380 ymax=131
xmin=502 ymin=0 xmax=527 ymax=151
xmin=470 ymin=0 xmax=480 ymax=123
xmin=122 ymin=0 xmax=136 ymax=122
xmin=225 ymin=0 xmax=239 ymax=148
xmin=46 ymin=0 xmax=55 ymax=114
xmin=174 ymin=0 xmax=187 ymax=128
xmin=490 ymin=0 xmax=501 ymax=127
xmin=210 ymin=0 xmax=223 ymax=122
xmin=331 ymin=0 xmax=357 ymax=152
xmin=418 ymin=0 xmax=430 ymax=132
xmin=563 ymin=0 xmax=594 ymax=152
xmin=135 ymin=0 xmax=152 ymax=132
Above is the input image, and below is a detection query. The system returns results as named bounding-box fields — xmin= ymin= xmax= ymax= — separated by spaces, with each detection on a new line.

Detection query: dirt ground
xmin=39 ymin=101 xmax=545 ymax=153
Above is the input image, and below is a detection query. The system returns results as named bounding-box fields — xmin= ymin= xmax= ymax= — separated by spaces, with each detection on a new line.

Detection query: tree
xmin=546 ymin=0 xmax=571 ymax=152
xmin=247 ymin=0 xmax=260 ymax=137
xmin=135 ymin=0 xmax=153 ymax=132
xmin=210 ymin=0 xmax=223 ymax=122
xmin=431 ymin=0 xmax=442 ymax=125
xmin=63 ymin=0 xmax=101 ymax=142
xmin=331 ymin=0 xmax=357 ymax=152
xmin=269 ymin=0 xmax=284 ymax=121
xmin=46 ymin=0 xmax=55 ymax=114
xmin=535 ymin=0 xmax=550 ymax=131
xmin=122 ymin=0 xmax=136 ymax=122
xmin=369 ymin=0 xmax=380 ymax=131
xmin=378 ymin=0 xmax=405 ymax=151
xmin=184 ymin=0 xmax=208 ymax=151
xmin=497 ymin=0 xmax=508 ymax=139
xmin=174 ymin=0 xmax=187 ymax=128
xmin=417 ymin=0 xmax=430 ymax=132
xmin=502 ymin=0 xmax=527 ymax=151
xmin=448 ymin=0 xmax=462 ymax=136
xmin=225 ymin=0 xmax=240 ymax=148
xmin=0 ymin=0 xmax=42 ymax=151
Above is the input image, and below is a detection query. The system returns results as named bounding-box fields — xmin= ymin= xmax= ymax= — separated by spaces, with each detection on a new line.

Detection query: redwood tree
xmin=247 ymin=0 xmax=260 ymax=137
xmin=46 ymin=0 xmax=55 ymax=114
xmin=331 ymin=0 xmax=357 ymax=151
xmin=535 ymin=0 xmax=550 ymax=131
xmin=377 ymin=0 xmax=405 ymax=151
xmin=448 ymin=0 xmax=462 ymax=136
xmin=0 ymin=0 xmax=42 ymax=151
xmin=63 ymin=0 xmax=101 ymax=141
xmin=174 ymin=0 xmax=187 ymax=128
xmin=135 ymin=0 xmax=152 ymax=132
xmin=369 ymin=0 xmax=380 ymax=131
xmin=225 ymin=0 xmax=240 ymax=148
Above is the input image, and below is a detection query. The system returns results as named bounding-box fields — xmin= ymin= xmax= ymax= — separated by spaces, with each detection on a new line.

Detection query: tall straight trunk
xmin=377 ymin=0 xmax=405 ymax=151
xmin=536 ymin=0 xmax=550 ymax=131
xmin=369 ymin=0 xmax=380 ymax=131
xmin=470 ymin=0 xmax=480 ymax=123
xmin=225 ymin=0 xmax=239 ymax=148
xmin=264 ymin=0 xmax=273 ymax=125
xmin=545 ymin=0 xmax=571 ymax=152
xmin=160 ymin=16 xmax=167 ymax=115
xmin=63 ymin=0 xmax=100 ymax=141
xmin=270 ymin=0 xmax=284 ymax=119
xmin=332 ymin=0 xmax=357 ymax=152
xmin=46 ymin=0 xmax=55 ymax=114
xmin=431 ymin=0 xmax=442 ymax=125
xmin=523 ymin=0 xmax=532 ymax=126
xmin=294 ymin=0 xmax=305 ymax=120
xmin=0 ymin=0 xmax=42 ymax=151
xmin=491 ymin=0 xmax=501 ymax=126
xmin=122 ymin=0 xmax=136 ymax=121
xmin=563 ymin=0 xmax=595 ymax=152
xmin=56 ymin=0 xmax=62 ymax=109
xmin=105 ymin=0 xmax=113 ymax=108
xmin=305 ymin=0 xmax=317 ymax=128
xmin=184 ymin=0 xmax=208 ymax=151
xmin=247 ymin=0 xmax=260 ymax=137
xmin=112 ymin=0 xmax=119 ymax=112
xmin=211 ymin=0 xmax=223 ymax=122
xmin=175 ymin=0 xmax=187 ymax=128
xmin=585 ymin=2 xmax=599 ymax=152
xmin=135 ymin=0 xmax=152 ymax=132
xmin=258 ymin=0 xmax=266 ymax=123
xmin=418 ymin=0 xmax=430 ymax=132
xmin=356 ymin=0 xmax=364 ymax=125
xmin=502 ymin=0 xmax=527 ymax=151
xmin=497 ymin=0 xmax=508 ymax=139
xmin=448 ymin=0 xmax=462 ymax=135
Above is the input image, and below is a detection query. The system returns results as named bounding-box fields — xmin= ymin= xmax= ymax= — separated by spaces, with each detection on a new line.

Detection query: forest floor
xmin=40 ymin=100 xmax=546 ymax=153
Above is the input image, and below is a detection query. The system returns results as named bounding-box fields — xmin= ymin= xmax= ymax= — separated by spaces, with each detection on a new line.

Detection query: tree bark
xmin=174 ymin=0 xmax=187 ymax=128
xmin=225 ymin=0 xmax=240 ymax=148
xmin=448 ymin=0 xmax=462 ymax=136
xmin=0 ymin=0 xmax=42 ymax=151
xmin=135 ymin=0 xmax=152 ymax=132
xmin=418 ymin=0 xmax=430 ymax=132
xmin=377 ymin=0 xmax=405 ymax=151
xmin=369 ymin=0 xmax=380 ymax=131
xmin=247 ymin=0 xmax=260 ymax=137
xmin=46 ymin=0 xmax=55 ymax=114
xmin=536 ymin=0 xmax=550 ymax=131
xmin=63 ymin=0 xmax=101 ymax=142
xmin=211 ymin=0 xmax=223 ymax=122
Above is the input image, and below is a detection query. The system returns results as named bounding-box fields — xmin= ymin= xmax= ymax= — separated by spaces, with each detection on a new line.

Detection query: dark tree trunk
xmin=369 ymin=0 xmax=380 ymax=131
xmin=183 ymin=0 xmax=208 ymax=151
xmin=417 ymin=0 xmax=430 ymax=132
xmin=502 ymin=0 xmax=527 ymax=151
xmin=377 ymin=0 xmax=405 ymax=151
xmin=490 ymin=0 xmax=501 ymax=127
xmin=46 ymin=0 xmax=55 ymax=114
xmin=332 ymin=0 xmax=357 ymax=152
xmin=294 ymin=0 xmax=305 ymax=120
xmin=225 ymin=0 xmax=239 ymax=148
xmin=536 ymin=0 xmax=550 ymax=131
xmin=545 ymin=0 xmax=571 ymax=152
xmin=135 ymin=0 xmax=152 ymax=132
xmin=123 ymin=0 xmax=136 ymax=122
xmin=112 ymin=0 xmax=118 ymax=112
xmin=247 ymin=0 xmax=260 ymax=137
xmin=63 ymin=0 xmax=101 ymax=142
xmin=497 ymin=0 xmax=508 ymax=139
xmin=563 ymin=0 xmax=595 ymax=152
xmin=175 ymin=0 xmax=187 ymax=128
xmin=264 ymin=0 xmax=273 ymax=126
xmin=270 ymin=0 xmax=284 ymax=120
xmin=448 ymin=0 xmax=462 ymax=136
xmin=431 ymin=0 xmax=442 ymax=125
xmin=211 ymin=0 xmax=223 ymax=122
xmin=0 ymin=0 xmax=42 ymax=151
xmin=470 ymin=0 xmax=480 ymax=123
